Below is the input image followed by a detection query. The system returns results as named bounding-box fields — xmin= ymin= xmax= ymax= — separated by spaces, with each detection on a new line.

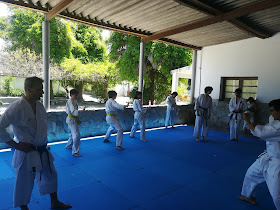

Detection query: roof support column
xmin=190 ymin=50 xmax=197 ymax=104
xmin=42 ymin=16 xmax=50 ymax=111
xmin=138 ymin=41 xmax=145 ymax=97
xmin=171 ymin=71 xmax=179 ymax=93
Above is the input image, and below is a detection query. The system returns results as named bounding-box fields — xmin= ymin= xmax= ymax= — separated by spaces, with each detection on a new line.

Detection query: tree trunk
xmin=75 ymin=81 xmax=84 ymax=101
xmin=50 ymin=80 xmax=54 ymax=99
xmin=145 ymin=69 xmax=156 ymax=105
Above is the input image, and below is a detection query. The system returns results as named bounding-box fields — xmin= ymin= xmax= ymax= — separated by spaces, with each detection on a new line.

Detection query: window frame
xmin=219 ymin=77 xmax=258 ymax=101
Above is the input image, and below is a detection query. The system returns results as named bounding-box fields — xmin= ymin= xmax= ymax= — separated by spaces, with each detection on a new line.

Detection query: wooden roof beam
xmin=142 ymin=0 xmax=280 ymax=43
xmin=46 ymin=0 xmax=74 ymax=21
xmin=175 ymin=0 xmax=272 ymax=39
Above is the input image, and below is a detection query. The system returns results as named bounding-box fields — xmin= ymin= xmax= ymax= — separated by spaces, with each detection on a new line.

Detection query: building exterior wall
xmin=194 ymin=33 xmax=280 ymax=103
xmin=193 ymin=33 xmax=280 ymax=127
xmin=0 ymin=105 xmax=195 ymax=149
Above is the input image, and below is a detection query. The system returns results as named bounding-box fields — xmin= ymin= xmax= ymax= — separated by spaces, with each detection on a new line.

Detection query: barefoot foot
xmin=73 ymin=153 xmax=82 ymax=157
xmin=103 ymin=139 xmax=110 ymax=143
xmin=196 ymin=138 xmax=201 ymax=142
xmin=141 ymin=139 xmax=148 ymax=142
xmin=51 ymin=201 xmax=72 ymax=209
xmin=202 ymin=137 xmax=208 ymax=142
xmin=237 ymin=196 xmax=257 ymax=205
xmin=116 ymin=146 xmax=125 ymax=150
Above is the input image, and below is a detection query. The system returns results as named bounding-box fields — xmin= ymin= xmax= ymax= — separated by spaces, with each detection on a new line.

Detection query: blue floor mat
xmin=0 ymin=125 xmax=275 ymax=210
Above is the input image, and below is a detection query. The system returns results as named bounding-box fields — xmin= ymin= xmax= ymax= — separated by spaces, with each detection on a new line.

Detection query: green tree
xmin=108 ymin=32 xmax=192 ymax=104
xmin=0 ymin=7 xmax=110 ymax=101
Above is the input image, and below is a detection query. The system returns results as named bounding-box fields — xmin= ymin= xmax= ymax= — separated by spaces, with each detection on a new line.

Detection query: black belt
xmin=199 ymin=106 xmax=208 ymax=126
xmin=28 ymin=144 xmax=52 ymax=180
xmin=229 ymin=111 xmax=242 ymax=121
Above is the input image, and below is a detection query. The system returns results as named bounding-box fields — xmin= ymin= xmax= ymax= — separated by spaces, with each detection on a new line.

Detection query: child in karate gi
xmin=238 ymin=99 xmax=280 ymax=210
xmin=229 ymin=88 xmax=246 ymax=141
xmin=104 ymin=91 xmax=128 ymax=150
xmin=165 ymin=92 xmax=178 ymax=128
xmin=65 ymin=89 xmax=85 ymax=157
xmin=193 ymin=86 xmax=213 ymax=142
xmin=243 ymin=97 xmax=257 ymax=132
xmin=130 ymin=91 xmax=148 ymax=142
xmin=0 ymin=77 xmax=71 ymax=210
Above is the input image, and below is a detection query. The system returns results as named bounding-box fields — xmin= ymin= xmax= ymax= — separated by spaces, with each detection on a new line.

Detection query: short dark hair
xmin=108 ymin=90 xmax=117 ymax=98
xmin=171 ymin=92 xmax=178 ymax=96
xmin=134 ymin=91 xmax=142 ymax=99
xmin=204 ymin=86 xmax=213 ymax=93
xmin=235 ymin=88 xmax=242 ymax=94
xmin=269 ymin=99 xmax=280 ymax=111
xmin=24 ymin=77 xmax=43 ymax=90
xmin=247 ymin=97 xmax=254 ymax=102
xmin=70 ymin=89 xmax=79 ymax=96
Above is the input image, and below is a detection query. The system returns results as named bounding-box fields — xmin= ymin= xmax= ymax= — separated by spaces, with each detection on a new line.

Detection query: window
xmin=220 ymin=77 xmax=258 ymax=100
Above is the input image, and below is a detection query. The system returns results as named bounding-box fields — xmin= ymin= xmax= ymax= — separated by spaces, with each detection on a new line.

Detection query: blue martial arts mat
xmin=0 ymin=125 xmax=276 ymax=210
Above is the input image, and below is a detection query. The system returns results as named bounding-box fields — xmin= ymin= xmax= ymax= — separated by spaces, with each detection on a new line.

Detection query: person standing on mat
xmin=103 ymin=91 xmax=128 ymax=150
xmin=165 ymin=92 xmax=178 ymax=128
xmin=0 ymin=77 xmax=71 ymax=210
xmin=228 ymin=88 xmax=246 ymax=141
xmin=65 ymin=88 xmax=86 ymax=157
xmin=238 ymin=99 xmax=280 ymax=209
xmin=130 ymin=91 xmax=148 ymax=142
xmin=193 ymin=86 xmax=213 ymax=142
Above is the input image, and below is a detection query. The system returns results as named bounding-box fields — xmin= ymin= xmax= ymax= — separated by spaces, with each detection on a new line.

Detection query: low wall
xmin=0 ymin=105 xmax=195 ymax=149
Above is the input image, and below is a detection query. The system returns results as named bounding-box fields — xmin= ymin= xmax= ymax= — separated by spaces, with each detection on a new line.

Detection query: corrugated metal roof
xmin=1 ymin=0 xmax=280 ymax=50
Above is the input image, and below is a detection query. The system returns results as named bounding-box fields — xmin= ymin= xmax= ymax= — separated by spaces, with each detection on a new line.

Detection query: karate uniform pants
xmin=105 ymin=116 xmax=123 ymax=146
xmin=230 ymin=118 xmax=242 ymax=139
xmin=193 ymin=115 xmax=208 ymax=137
xmin=241 ymin=154 xmax=280 ymax=210
xmin=66 ymin=118 xmax=80 ymax=154
xmin=165 ymin=107 xmax=175 ymax=127
xmin=130 ymin=112 xmax=145 ymax=140
xmin=14 ymin=153 xmax=57 ymax=208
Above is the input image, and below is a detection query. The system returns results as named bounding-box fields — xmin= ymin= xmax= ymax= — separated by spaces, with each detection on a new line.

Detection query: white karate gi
xmin=241 ymin=120 xmax=280 ymax=209
xmin=0 ymin=97 xmax=57 ymax=208
xmin=104 ymin=98 xmax=125 ymax=146
xmin=165 ymin=95 xmax=177 ymax=127
xmin=193 ymin=94 xmax=213 ymax=138
xmin=243 ymin=101 xmax=256 ymax=130
xmin=65 ymin=98 xmax=80 ymax=154
xmin=130 ymin=99 xmax=146 ymax=140
xmin=228 ymin=96 xmax=246 ymax=139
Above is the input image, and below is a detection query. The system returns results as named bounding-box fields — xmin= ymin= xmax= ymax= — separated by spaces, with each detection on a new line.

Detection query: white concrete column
xmin=190 ymin=50 xmax=197 ymax=104
xmin=171 ymin=72 xmax=179 ymax=92
xmin=138 ymin=42 xmax=145 ymax=95
xmin=42 ymin=16 xmax=50 ymax=111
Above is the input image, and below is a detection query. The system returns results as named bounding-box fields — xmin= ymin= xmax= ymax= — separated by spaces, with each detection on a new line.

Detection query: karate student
xmin=65 ymin=89 xmax=85 ymax=157
xmin=130 ymin=91 xmax=148 ymax=142
xmin=238 ymin=99 xmax=280 ymax=209
xmin=0 ymin=77 xmax=71 ymax=210
xmin=228 ymin=88 xmax=246 ymax=141
xmin=193 ymin=86 xmax=213 ymax=142
xmin=165 ymin=92 xmax=178 ymax=128
xmin=103 ymin=91 xmax=128 ymax=150
xmin=243 ymin=97 xmax=257 ymax=133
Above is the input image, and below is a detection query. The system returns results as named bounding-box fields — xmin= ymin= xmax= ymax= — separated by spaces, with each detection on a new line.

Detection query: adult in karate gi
xmin=65 ymin=89 xmax=86 ymax=157
xmin=0 ymin=77 xmax=71 ymax=210
xmin=238 ymin=99 xmax=280 ymax=209
xmin=165 ymin=92 xmax=178 ymax=128
xmin=130 ymin=91 xmax=148 ymax=142
xmin=229 ymin=88 xmax=246 ymax=141
xmin=103 ymin=91 xmax=128 ymax=150
xmin=193 ymin=86 xmax=213 ymax=142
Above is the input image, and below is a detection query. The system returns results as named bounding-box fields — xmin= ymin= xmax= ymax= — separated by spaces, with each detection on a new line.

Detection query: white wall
xmin=194 ymin=33 xmax=280 ymax=103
